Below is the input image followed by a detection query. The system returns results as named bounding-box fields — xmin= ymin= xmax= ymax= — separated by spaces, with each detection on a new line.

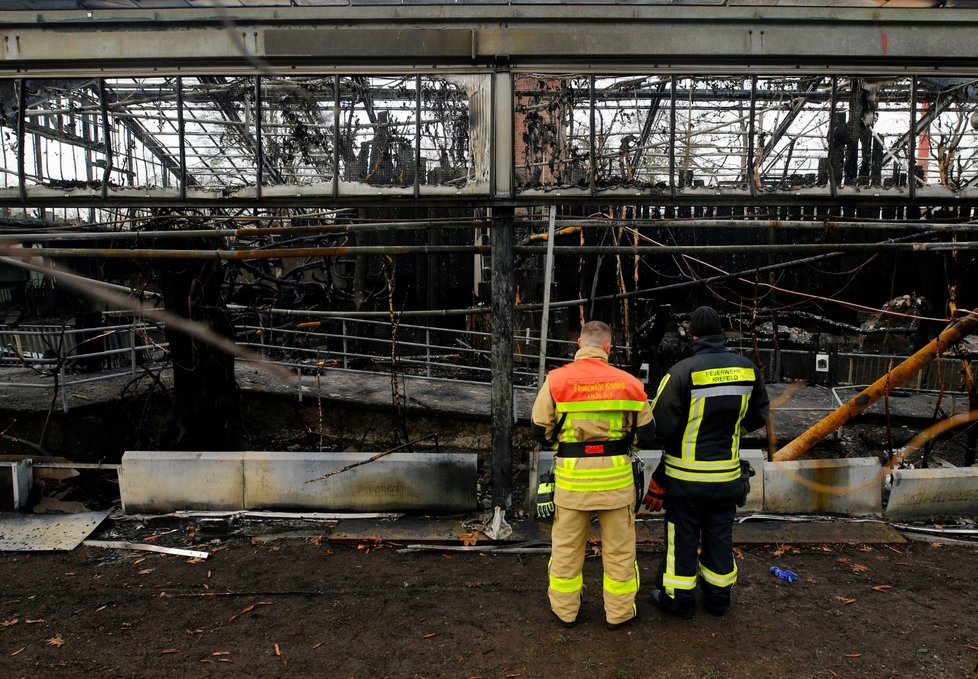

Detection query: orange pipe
xmin=774 ymin=309 xmax=978 ymax=462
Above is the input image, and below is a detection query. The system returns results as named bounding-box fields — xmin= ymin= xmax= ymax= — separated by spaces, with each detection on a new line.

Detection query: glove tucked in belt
xmin=536 ymin=471 xmax=556 ymax=519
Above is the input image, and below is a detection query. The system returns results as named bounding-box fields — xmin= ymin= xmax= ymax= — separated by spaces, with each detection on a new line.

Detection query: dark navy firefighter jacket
xmin=650 ymin=334 xmax=770 ymax=502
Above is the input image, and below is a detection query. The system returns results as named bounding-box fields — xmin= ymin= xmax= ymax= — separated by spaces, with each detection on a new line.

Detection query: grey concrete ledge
xmin=885 ymin=467 xmax=978 ymax=521
xmin=119 ymin=450 xmax=477 ymax=515
xmin=764 ymin=458 xmax=883 ymax=517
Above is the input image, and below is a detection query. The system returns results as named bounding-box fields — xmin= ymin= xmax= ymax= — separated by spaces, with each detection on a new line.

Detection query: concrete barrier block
xmin=885 ymin=467 xmax=978 ymax=520
xmin=120 ymin=451 xmax=244 ymax=514
xmin=764 ymin=458 xmax=882 ymax=516
xmin=243 ymin=451 xmax=477 ymax=513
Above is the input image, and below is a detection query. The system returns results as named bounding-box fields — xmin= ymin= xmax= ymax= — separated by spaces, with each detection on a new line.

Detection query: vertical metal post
xmin=60 ymin=363 xmax=68 ymax=413
xmin=589 ymin=75 xmax=596 ymax=197
xmin=98 ymin=79 xmax=112 ymax=202
xmin=748 ymin=76 xmax=757 ymax=197
xmin=296 ymin=367 xmax=303 ymax=403
xmin=909 ymin=76 xmax=918 ymax=203
xmin=828 ymin=77 xmax=839 ymax=200
xmin=342 ymin=319 xmax=348 ymax=369
xmin=425 ymin=326 xmax=431 ymax=378
xmin=17 ymin=79 xmax=27 ymax=204
xmin=490 ymin=206 xmax=515 ymax=509
xmin=414 ymin=74 xmax=422 ymax=199
xmin=130 ymin=325 xmax=136 ymax=375
xmin=536 ymin=205 xmax=557 ymax=388
xmin=177 ymin=76 xmax=187 ymax=202
xmin=529 ymin=204 xmax=557 ymax=512
xmin=669 ymin=75 xmax=677 ymax=200
xmin=332 ymin=74 xmax=340 ymax=200
xmin=492 ymin=67 xmax=514 ymax=199
xmin=255 ymin=75 xmax=263 ymax=200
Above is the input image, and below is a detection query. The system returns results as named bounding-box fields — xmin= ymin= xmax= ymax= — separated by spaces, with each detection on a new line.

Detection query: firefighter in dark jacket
xmin=644 ymin=306 xmax=769 ymax=619
xmin=532 ymin=321 xmax=655 ymax=630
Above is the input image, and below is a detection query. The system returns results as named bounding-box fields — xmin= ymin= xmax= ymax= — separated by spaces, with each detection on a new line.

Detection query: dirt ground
xmin=1 ymin=520 xmax=977 ymax=679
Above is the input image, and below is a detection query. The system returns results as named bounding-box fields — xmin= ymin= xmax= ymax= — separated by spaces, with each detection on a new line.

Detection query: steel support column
xmin=490 ymin=206 xmax=515 ymax=509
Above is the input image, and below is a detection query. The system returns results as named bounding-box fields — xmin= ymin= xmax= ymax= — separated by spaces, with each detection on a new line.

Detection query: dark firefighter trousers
xmin=656 ymin=495 xmax=738 ymax=616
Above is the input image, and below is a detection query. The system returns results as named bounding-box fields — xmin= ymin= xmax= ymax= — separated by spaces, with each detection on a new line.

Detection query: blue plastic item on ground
xmin=769 ymin=566 xmax=799 ymax=582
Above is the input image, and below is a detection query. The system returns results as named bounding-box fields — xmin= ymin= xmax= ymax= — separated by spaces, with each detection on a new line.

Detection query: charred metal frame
xmin=1 ymin=7 xmax=978 ymax=208
xmin=4 ymin=4 xmax=978 ymax=507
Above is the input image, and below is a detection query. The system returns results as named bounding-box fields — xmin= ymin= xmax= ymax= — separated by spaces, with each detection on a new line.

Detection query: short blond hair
xmin=579 ymin=320 xmax=612 ymax=348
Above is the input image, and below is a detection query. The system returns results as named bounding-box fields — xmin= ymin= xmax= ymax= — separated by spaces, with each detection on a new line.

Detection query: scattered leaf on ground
xmin=186 ymin=558 xmax=205 ymax=565
xmin=835 ymin=596 xmax=857 ymax=605
xmin=274 ymin=643 xmax=281 ymax=657
xmin=133 ymin=558 xmax=145 ymax=565
xmin=930 ymin=543 xmax=943 ymax=549
xmin=1 ymin=619 xmax=18 ymax=627
xmin=859 ymin=545 xmax=874 ymax=552
xmin=95 ymin=605 xmax=107 ymax=612
xmin=422 ymin=633 xmax=436 ymax=639
xmin=138 ymin=568 xmax=155 ymax=575
xmin=850 ymin=564 xmax=869 ymax=573
xmin=158 ymin=648 xmax=180 ymax=654
xmin=312 ymin=642 xmax=324 ymax=649
xmin=211 ymin=651 xmax=231 ymax=657
xmin=46 ymin=635 xmax=65 ymax=647
xmin=459 ymin=532 xmax=480 ymax=547
xmin=732 ymin=547 xmax=745 ymax=560
xmin=11 ymin=647 xmax=26 ymax=656
xmin=24 ymin=619 xmax=45 ymax=624
xmin=186 ymin=628 xmax=204 ymax=635
xmin=871 ymin=585 xmax=892 ymax=593
xmin=844 ymin=653 xmax=862 ymax=658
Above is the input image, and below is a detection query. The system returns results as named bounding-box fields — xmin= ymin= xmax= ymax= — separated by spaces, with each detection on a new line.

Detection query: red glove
xmin=643 ymin=478 xmax=666 ymax=512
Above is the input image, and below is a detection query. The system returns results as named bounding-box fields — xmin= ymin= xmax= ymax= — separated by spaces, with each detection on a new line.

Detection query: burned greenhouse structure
xmin=0 ymin=0 xmax=977 ymax=518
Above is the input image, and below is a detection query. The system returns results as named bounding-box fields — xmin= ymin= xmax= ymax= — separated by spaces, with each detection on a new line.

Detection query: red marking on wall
xmin=880 ymin=31 xmax=888 ymax=55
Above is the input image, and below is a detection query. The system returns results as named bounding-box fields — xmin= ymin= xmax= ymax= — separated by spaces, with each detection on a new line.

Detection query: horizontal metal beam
xmin=3 ymin=7 xmax=978 ymax=73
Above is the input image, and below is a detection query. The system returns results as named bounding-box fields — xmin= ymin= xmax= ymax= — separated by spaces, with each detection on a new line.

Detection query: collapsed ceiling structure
xmin=1 ymin=1 xmax=977 ymax=504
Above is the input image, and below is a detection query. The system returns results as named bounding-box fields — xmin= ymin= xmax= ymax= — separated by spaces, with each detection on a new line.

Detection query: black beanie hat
xmin=689 ymin=306 xmax=723 ymax=337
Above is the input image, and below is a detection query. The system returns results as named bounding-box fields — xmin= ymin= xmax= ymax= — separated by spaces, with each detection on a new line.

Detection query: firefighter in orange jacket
xmin=531 ymin=321 xmax=655 ymax=630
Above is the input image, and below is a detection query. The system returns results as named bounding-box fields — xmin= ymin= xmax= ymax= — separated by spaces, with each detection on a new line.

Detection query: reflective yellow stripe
xmin=681 ymin=396 xmax=704 ymax=461
xmin=554 ymin=456 xmax=633 ymax=492
xmin=691 ymin=367 xmax=755 ymax=385
xmin=549 ymin=572 xmax=584 ymax=593
xmin=559 ymin=411 xmax=627 ymax=440
xmin=554 ymin=477 xmax=634 ymax=492
xmin=662 ymin=572 xmax=697 ymax=590
xmin=731 ymin=393 xmax=749 ymax=456
xmin=665 ymin=520 xmax=676 ymax=598
xmin=664 ymin=454 xmax=739 ymax=471
xmin=556 ymin=398 xmax=646 ymax=413
xmin=699 ymin=561 xmax=738 ymax=588
xmin=556 ymin=456 xmax=630 ymax=477
xmin=650 ymin=373 xmax=671 ymax=409
xmin=548 ymin=555 xmax=583 ymax=594
xmin=665 ymin=466 xmax=742 ymax=483
xmin=664 ymin=523 xmax=697 ymax=591
xmin=603 ymin=566 xmax=639 ymax=596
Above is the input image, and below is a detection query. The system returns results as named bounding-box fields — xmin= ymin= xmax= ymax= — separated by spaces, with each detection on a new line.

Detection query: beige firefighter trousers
xmin=548 ymin=503 xmax=639 ymax=625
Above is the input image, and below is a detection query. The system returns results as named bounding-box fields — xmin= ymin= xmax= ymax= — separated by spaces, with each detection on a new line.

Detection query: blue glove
xmin=769 ymin=566 xmax=798 ymax=582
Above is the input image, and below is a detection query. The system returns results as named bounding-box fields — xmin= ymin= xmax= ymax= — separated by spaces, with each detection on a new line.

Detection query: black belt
xmin=556 ymin=440 xmax=632 ymax=458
